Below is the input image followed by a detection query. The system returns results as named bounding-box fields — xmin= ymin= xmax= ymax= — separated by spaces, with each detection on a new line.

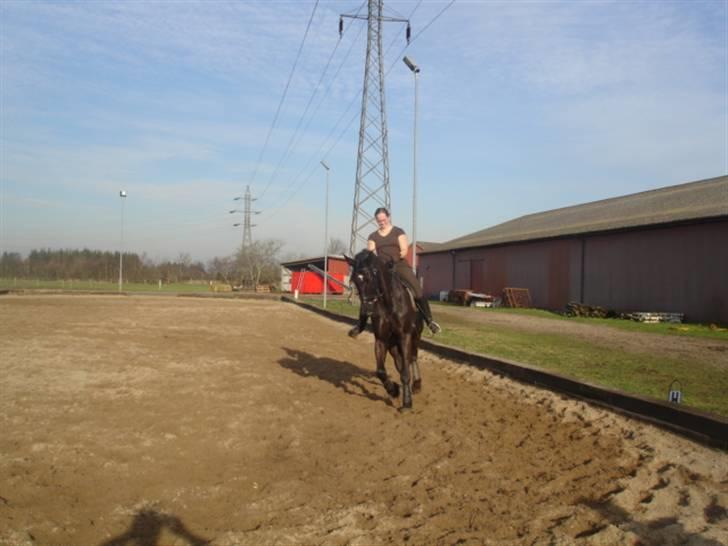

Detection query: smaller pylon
xmin=233 ymin=185 xmax=260 ymax=248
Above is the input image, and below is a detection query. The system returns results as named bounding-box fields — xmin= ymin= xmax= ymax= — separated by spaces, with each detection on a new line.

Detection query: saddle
xmin=388 ymin=264 xmax=417 ymax=308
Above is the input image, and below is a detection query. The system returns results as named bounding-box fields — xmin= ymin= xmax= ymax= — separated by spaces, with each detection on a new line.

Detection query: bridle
xmin=353 ymin=262 xmax=384 ymax=313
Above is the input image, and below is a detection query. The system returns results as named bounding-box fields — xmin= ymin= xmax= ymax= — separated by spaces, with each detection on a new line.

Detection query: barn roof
xmin=425 ymin=175 xmax=728 ymax=253
xmin=417 ymin=241 xmax=446 ymax=253
xmin=280 ymin=255 xmax=346 ymax=268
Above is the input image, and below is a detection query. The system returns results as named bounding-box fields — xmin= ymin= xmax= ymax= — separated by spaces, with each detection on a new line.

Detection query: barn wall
xmin=420 ymin=240 xmax=581 ymax=309
xmin=583 ymin=220 xmax=728 ymax=323
xmin=420 ymin=252 xmax=454 ymax=298
xmin=419 ymin=219 xmax=728 ymax=323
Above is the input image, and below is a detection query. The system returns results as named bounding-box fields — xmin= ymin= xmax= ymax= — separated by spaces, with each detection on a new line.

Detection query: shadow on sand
xmin=581 ymin=497 xmax=725 ymax=546
xmin=279 ymin=347 xmax=393 ymax=406
xmin=98 ymin=509 xmax=209 ymax=546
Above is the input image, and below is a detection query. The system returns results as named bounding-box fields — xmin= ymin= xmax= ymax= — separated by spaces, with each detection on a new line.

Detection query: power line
xmin=260 ymin=0 xmax=455 ymax=223
xmin=258 ymin=2 xmax=420 ymax=223
xmin=258 ymin=1 xmax=367 ymax=204
xmin=256 ymin=19 xmax=370 ymax=218
xmin=249 ymin=0 xmax=320 ymax=199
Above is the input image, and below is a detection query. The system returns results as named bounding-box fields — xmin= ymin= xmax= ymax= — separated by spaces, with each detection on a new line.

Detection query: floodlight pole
xmin=118 ymin=190 xmax=127 ymax=292
xmin=403 ymin=55 xmax=420 ymax=274
xmin=321 ymin=160 xmax=330 ymax=309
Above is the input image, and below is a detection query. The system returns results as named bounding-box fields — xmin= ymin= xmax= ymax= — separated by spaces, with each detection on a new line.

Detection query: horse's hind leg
xmin=411 ymin=334 xmax=422 ymax=393
xmin=375 ymin=340 xmax=399 ymax=399
xmin=412 ymin=360 xmax=422 ymax=393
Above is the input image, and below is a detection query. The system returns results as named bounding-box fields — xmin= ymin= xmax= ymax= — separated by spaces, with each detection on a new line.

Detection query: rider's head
xmin=374 ymin=207 xmax=391 ymax=230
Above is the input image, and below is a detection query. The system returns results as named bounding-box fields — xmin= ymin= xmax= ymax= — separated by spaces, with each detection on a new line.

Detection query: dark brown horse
xmin=346 ymin=250 xmax=424 ymax=410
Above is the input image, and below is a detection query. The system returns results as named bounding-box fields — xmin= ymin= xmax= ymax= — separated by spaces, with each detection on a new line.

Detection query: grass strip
xmin=430 ymin=302 xmax=728 ymax=341
xmin=0 ymin=279 xmax=210 ymax=293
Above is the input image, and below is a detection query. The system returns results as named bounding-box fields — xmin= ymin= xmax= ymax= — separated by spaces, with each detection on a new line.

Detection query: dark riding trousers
xmin=393 ymin=260 xmax=423 ymax=299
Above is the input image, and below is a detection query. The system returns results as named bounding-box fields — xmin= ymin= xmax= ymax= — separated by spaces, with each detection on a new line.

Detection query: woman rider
xmin=348 ymin=207 xmax=441 ymax=337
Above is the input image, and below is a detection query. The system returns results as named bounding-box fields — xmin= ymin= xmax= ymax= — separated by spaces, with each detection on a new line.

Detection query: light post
xmin=403 ymin=55 xmax=420 ymax=274
xmin=118 ymin=190 xmax=127 ymax=292
xmin=320 ymin=160 xmax=330 ymax=309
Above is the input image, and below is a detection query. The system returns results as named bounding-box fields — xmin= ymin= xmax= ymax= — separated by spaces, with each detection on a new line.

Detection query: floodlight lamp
xmin=119 ymin=190 xmax=127 ymax=198
xmin=320 ymin=160 xmax=330 ymax=170
xmin=403 ymin=55 xmax=420 ymax=73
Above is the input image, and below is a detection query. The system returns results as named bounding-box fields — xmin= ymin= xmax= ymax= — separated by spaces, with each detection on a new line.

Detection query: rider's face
xmin=375 ymin=213 xmax=390 ymax=229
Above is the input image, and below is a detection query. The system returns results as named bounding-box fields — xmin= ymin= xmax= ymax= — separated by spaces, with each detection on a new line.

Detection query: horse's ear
xmin=344 ymin=254 xmax=355 ymax=266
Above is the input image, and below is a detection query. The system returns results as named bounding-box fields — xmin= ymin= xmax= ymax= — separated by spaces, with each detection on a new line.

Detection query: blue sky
xmin=1 ymin=0 xmax=726 ymax=263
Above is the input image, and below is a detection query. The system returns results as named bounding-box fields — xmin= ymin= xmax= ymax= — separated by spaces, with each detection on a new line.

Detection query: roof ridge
xmin=435 ymin=174 xmax=728 ymax=251
xmin=515 ymin=174 xmax=728 ymax=222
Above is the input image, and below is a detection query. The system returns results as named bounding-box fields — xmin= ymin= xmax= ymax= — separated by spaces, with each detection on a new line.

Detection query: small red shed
xmin=280 ymin=255 xmax=349 ymax=295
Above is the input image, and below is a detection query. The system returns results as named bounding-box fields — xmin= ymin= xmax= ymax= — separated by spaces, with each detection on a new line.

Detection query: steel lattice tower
xmin=242 ymin=185 xmax=257 ymax=248
xmin=341 ymin=0 xmax=410 ymax=255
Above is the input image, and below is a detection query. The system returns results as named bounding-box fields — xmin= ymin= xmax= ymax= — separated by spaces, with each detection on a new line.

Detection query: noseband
xmin=355 ymin=264 xmax=384 ymax=312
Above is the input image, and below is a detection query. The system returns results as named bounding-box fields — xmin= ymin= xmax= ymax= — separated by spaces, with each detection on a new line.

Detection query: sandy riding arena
xmin=1 ymin=295 xmax=727 ymax=545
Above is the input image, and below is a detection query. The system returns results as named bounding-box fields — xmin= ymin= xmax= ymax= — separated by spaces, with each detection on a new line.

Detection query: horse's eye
xmin=357 ymin=274 xmax=364 ymax=281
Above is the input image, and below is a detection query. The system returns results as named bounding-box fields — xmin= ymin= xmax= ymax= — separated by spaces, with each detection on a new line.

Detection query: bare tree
xmin=207 ymin=256 xmax=238 ymax=289
xmin=236 ymin=239 xmax=284 ymax=289
xmin=327 ymin=237 xmax=348 ymax=255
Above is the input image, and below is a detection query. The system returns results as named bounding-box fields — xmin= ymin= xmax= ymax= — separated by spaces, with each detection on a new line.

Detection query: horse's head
xmin=346 ymin=250 xmax=385 ymax=315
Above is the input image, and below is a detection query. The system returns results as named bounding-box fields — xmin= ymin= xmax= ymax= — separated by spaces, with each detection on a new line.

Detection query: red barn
xmin=280 ymin=255 xmax=349 ymax=295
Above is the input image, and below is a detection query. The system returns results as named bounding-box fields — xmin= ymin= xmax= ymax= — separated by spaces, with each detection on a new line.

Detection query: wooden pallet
xmin=503 ymin=287 xmax=531 ymax=308
xmin=630 ymin=312 xmax=684 ymax=324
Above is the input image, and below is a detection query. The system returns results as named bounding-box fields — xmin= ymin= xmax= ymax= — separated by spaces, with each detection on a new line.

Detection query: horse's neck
xmin=372 ymin=259 xmax=394 ymax=310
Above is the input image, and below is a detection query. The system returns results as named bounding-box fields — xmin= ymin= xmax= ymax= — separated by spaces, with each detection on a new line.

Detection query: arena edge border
xmin=282 ymin=296 xmax=728 ymax=450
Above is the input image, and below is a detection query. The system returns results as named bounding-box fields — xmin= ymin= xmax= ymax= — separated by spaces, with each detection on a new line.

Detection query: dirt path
xmin=1 ymin=295 xmax=726 ymax=545
xmin=434 ymin=305 xmax=728 ymax=369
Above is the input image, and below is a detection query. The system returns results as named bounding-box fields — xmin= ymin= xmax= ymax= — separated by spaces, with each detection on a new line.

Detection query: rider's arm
xmin=398 ymin=233 xmax=409 ymax=260
xmin=367 ymin=239 xmax=376 ymax=252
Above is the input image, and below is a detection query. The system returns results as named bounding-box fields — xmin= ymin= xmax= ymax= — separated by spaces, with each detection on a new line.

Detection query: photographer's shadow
xmin=279 ymin=347 xmax=392 ymax=405
xmin=99 ymin=509 xmax=209 ymax=546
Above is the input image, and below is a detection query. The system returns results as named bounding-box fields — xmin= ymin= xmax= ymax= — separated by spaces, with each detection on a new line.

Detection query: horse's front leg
xmin=375 ymin=339 xmax=399 ymax=399
xmin=397 ymin=337 xmax=413 ymax=410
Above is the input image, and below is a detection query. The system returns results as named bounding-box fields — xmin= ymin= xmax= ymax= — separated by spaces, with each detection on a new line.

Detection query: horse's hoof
xmin=412 ymin=379 xmax=422 ymax=393
xmin=387 ymin=383 xmax=400 ymax=398
xmin=398 ymin=405 xmax=412 ymax=413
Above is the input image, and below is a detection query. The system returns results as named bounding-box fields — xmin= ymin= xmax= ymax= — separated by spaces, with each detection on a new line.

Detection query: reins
xmin=359 ymin=266 xmax=384 ymax=310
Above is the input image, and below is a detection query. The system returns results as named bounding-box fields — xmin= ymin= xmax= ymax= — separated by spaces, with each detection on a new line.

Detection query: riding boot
xmin=415 ymin=297 xmax=442 ymax=334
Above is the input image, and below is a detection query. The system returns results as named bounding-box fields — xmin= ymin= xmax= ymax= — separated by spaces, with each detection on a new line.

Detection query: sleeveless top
xmin=368 ymin=226 xmax=405 ymax=263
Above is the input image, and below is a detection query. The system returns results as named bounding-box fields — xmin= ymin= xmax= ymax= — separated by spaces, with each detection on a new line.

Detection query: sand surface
xmin=1 ymin=295 xmax=726 ymax=545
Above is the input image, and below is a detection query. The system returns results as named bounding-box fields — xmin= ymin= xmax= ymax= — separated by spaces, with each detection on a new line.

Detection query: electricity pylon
xmin=233 ymin=185 xmax=259 ymax=248
xmin=340 ymin=0 xmax=410 ymax=255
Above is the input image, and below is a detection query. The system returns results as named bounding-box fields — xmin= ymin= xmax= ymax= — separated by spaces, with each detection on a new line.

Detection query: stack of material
xmin=447 ymin=289 xmax=493 ymax=307
xmin=629 ymin=312 xmax=684 ymax=324
xmin=565 ymin=302 xmax=614 ymax=318
xmin=209 ymin=282 xmax=232 ymax=293
xmin=503 ymin=287 xmax=531 ymax=308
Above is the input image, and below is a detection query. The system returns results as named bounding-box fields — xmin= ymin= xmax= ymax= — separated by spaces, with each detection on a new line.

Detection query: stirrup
xmin=428 ymin=320 xmax=442 ymax=334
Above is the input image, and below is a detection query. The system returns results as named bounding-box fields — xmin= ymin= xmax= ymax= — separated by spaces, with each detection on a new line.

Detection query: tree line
xmin=0 ymin=248 xmax=207 ymax=284
xmin=1 ymin=237 xmax=349 ymax=288
xmin=1 ymin=244 xmax=281 ymax=287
